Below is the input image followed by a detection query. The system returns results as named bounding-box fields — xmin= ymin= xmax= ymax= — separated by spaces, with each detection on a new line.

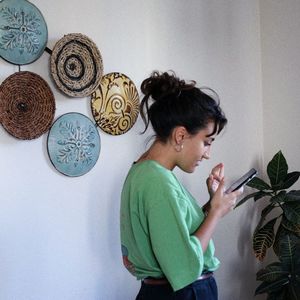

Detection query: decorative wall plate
xmin=0 ymin=0 xmax=48 ymax=65
xmin=47 ymin=112 xmax=101 ymax=177
xmin=50 ymin=33 xmax=103 ymax=98
xmin=91 ymin=72 xmax=139 ymax=135
xmin=0 ymin=71 xmax=55 ymax=140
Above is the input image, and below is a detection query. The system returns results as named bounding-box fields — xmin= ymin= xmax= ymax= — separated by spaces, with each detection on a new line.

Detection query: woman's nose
xmin=203 ymin=151 xmax=210 ymax=160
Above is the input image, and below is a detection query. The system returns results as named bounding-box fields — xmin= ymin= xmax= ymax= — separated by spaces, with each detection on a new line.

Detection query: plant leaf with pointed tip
xmin=281 ymin=172 xmax=300 ymax=189
xmin=253 ymin=218 xmax=277 ymax=261
xmin=273 ymin=225 xmax=288 ymax=257
xmin=288 ymin=282 xmax=300 ymax=300
xmin=283 ymin=202 xmax=300 ymax=224
xmin=281 ymin=216 xmax=300 ymax=236
xmin=267 ymin=151 xmax=288 ymax=187
xmin=285 ymin=190 xmax=300 ymax=202
xmin=270 ymin=191 xmax=287 ymax=203
xmin=256 ymin=262 xmax=288 ymax=282
xmin=235 ymin=190 xmax=271 ymax=208
xmin=261 ymin=204 xmax=277 ymax=221
xmin=247 ymin=177 xmax=271 ymax=191
xmin=277 ymin=233 xmax=299 ymax=268
xmin=255 ymin=277 xmax=289 ymax=295
xmin=235 ymin=191 xmax=261 ymax=208
xmin=254 ymin=204 xmax=277 ymax=236
xmin=266 ymin=290 xmax=287 ymax=300
xmin=254 ymin=191 xmax=272 ymax=201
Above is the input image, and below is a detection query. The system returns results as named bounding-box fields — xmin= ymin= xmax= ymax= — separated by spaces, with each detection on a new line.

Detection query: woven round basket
xmin=0 ymin=71 xmax=55 ymax=140
xmin=50 ymin=33 xmax=103 ymax=98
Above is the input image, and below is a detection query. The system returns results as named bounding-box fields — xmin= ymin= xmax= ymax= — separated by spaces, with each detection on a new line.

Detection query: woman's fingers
xmin=210 ymin=163 xmax=224 ymax=182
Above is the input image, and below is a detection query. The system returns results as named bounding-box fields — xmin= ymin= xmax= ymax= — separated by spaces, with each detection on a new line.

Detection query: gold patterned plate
xmin=91 ymin=72 xmax=139 ymax=135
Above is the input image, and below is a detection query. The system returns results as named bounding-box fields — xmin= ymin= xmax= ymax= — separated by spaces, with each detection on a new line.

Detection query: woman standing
xmin=120 ymin=71 xmax=242 ymax=300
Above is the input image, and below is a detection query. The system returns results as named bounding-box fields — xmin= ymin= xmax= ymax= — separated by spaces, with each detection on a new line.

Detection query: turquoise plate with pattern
xmin=47 ymin=113 xmax=101 ymax=177
xmin=0 ymin=0 xmax=48 ymax=65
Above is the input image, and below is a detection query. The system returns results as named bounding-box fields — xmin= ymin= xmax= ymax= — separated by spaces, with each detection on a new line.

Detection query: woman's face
xmin=178 ymin=122 xmax=217 ymax=173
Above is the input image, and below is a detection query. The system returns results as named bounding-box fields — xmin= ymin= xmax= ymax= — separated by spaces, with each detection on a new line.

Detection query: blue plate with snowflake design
xmin=0 ymin=0 xmax=48 ymax=65
xmin=47 ymin=112 xmax=101 ymax=177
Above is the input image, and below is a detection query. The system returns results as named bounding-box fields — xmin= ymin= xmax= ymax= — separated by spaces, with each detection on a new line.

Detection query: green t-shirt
xmin=120 ymin=160 xmax=220 ymax=291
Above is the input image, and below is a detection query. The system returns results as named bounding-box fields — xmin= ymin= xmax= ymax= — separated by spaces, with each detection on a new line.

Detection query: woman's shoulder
xmin=130 ymin=160 xmax=173 ymax=181
xmin=124 ymin=160 xmax=178 ymax=191
xmin=123 ymin=160 xmax=191 ymax=211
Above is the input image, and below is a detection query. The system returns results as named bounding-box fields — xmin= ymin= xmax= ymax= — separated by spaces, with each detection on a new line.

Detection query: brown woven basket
xmin=0 ymin=71 xmax=56 ymax=140
xmin=50 ymin=33 xmax=104 ymax=98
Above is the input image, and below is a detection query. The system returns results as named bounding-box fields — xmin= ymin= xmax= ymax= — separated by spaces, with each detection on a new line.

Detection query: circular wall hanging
xmin=47 ymin=112 xmax=101 ymax=177
xmin=91 ymin=72 xmax=139 ymax=135
xmin=0 ymin=0 xmax=48 ymax=65
xmin=0 ymin=71 xmax=55 ymax=140
xmin=50 ymin=33 xmax=103 ymax=98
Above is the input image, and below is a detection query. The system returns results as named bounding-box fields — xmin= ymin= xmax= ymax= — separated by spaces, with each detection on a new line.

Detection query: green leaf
xmin=261 ymin=204 xmax=277 ymax=221
xmin=253 ymin=218 xmax=277 ymax=261
xmin=256 ymin=262 xmax=288 ymax=282
xmin=281 ymin=216 xmax=300 ymax=236
xmin=267 ymin=151 xmax=288 ymax=187
xmin=247 ymin=177 xmax=271 ymax=191
xmin=253 ymin=205 xmax=277 ymax=239
xmin=273 ymin=225 xmax=287 ymax=258
xmin=235 ymin=191 xmax=261 ymax=208
xmin=294 ymin=246 xmax=300 ymax=270
xmin=281 ymin=172 xmax=300 ymax=189
xmin=285 ymin=190 xmax=300 ymax=202
xmin=288 ymin=280 xmax=300 ymax=300
xmin=255 ymin=277 xmax=289 ymax=295
xmin=270 ymin=191 xmax=287 ymax=203
xmin=254 ymin=191 xmax=272 ymax=201
xmin=266 ymin=289 xmax=287 ymax=300
xmin=278 ymin=233 xmax=299 ymax=268
xmin=283 ymin=202 xmax=300 ymax=224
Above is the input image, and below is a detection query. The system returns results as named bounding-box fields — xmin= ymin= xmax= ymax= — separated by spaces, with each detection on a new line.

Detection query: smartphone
xmin=225 ymin=168 xmax=257 ymax=193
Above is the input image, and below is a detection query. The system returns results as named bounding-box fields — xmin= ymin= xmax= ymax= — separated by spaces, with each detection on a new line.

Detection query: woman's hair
xmin=140 ymin=71 xmax=227 ymax=141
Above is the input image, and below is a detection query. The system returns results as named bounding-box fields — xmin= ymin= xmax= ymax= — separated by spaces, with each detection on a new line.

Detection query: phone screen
xmin=225 ymin=168 xmax=257 ymax=193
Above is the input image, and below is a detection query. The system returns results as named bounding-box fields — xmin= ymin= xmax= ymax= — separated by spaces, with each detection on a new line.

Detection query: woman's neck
xmin=137 ymin=140 xmax=176 ymax=170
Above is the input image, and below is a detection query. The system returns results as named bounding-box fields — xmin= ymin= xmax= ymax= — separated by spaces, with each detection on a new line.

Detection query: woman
xmin=120 ymin=71 xmax=242 ymax=300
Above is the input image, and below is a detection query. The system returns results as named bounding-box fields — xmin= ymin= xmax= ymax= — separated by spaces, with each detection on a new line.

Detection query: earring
xmin=174 ymin=143 xmax=184 ymax=152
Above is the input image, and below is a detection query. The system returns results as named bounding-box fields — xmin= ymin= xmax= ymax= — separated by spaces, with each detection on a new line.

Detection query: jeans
xmin=135 ymin=276 xmax=218 ymax=300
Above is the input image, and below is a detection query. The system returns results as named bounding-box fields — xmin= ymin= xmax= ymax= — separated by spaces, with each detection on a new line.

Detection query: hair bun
xmin=141 ymin=71 xmax=192 ymax=101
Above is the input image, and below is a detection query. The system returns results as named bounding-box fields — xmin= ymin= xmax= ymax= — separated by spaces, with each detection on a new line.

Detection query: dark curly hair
xmin=140 ymin=71 xmax=227 ymax=141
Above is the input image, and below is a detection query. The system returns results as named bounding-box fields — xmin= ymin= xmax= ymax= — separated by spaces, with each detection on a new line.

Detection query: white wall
xmin=260 ymin=0 xmax=300 ymax=188
xmin=0 ymin=0 xmax=266 ymax=299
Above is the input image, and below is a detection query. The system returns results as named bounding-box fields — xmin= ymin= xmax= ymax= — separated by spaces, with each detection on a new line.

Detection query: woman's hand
xmin=209 ymin=179 xmax=244 ymax=218
xmin=206 ymin=163 xmax=224 ymax=198
xmin=196 ymin=179 xmax=244 ymax=252
xmin=203 ymin=163 xmax=224 ymax=214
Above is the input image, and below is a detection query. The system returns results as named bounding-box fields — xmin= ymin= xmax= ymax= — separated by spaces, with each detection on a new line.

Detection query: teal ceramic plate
xmin=0 ymin=0 xmax=48 ymax=65
xmin=47 ymin=113 xmax=101 ymax=177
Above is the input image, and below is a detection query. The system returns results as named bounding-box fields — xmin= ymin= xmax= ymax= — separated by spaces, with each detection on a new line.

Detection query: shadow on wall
xmin=235 ymin=200 xmax=264 ymax=299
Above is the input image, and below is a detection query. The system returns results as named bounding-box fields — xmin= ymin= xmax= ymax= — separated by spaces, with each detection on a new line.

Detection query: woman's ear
xmin=172 ymin=126 xmax=188 ymax=145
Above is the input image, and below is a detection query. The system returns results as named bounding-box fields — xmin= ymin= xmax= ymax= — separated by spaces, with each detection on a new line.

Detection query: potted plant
xmin=236 ymin=150 xmax=300 ymax=300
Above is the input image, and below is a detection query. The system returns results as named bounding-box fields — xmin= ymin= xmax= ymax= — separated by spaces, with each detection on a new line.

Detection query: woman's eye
xmin=204 ymin=142 xmax=212 ymax=147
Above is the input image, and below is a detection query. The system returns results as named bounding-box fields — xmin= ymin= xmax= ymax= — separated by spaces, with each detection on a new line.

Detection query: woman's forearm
xmin=193 ymin=210 xmax=221 ymax=252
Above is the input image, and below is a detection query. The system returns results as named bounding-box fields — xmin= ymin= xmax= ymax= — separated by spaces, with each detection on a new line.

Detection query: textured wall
xmin=0 ymin=1 xmax=265 ymax=299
